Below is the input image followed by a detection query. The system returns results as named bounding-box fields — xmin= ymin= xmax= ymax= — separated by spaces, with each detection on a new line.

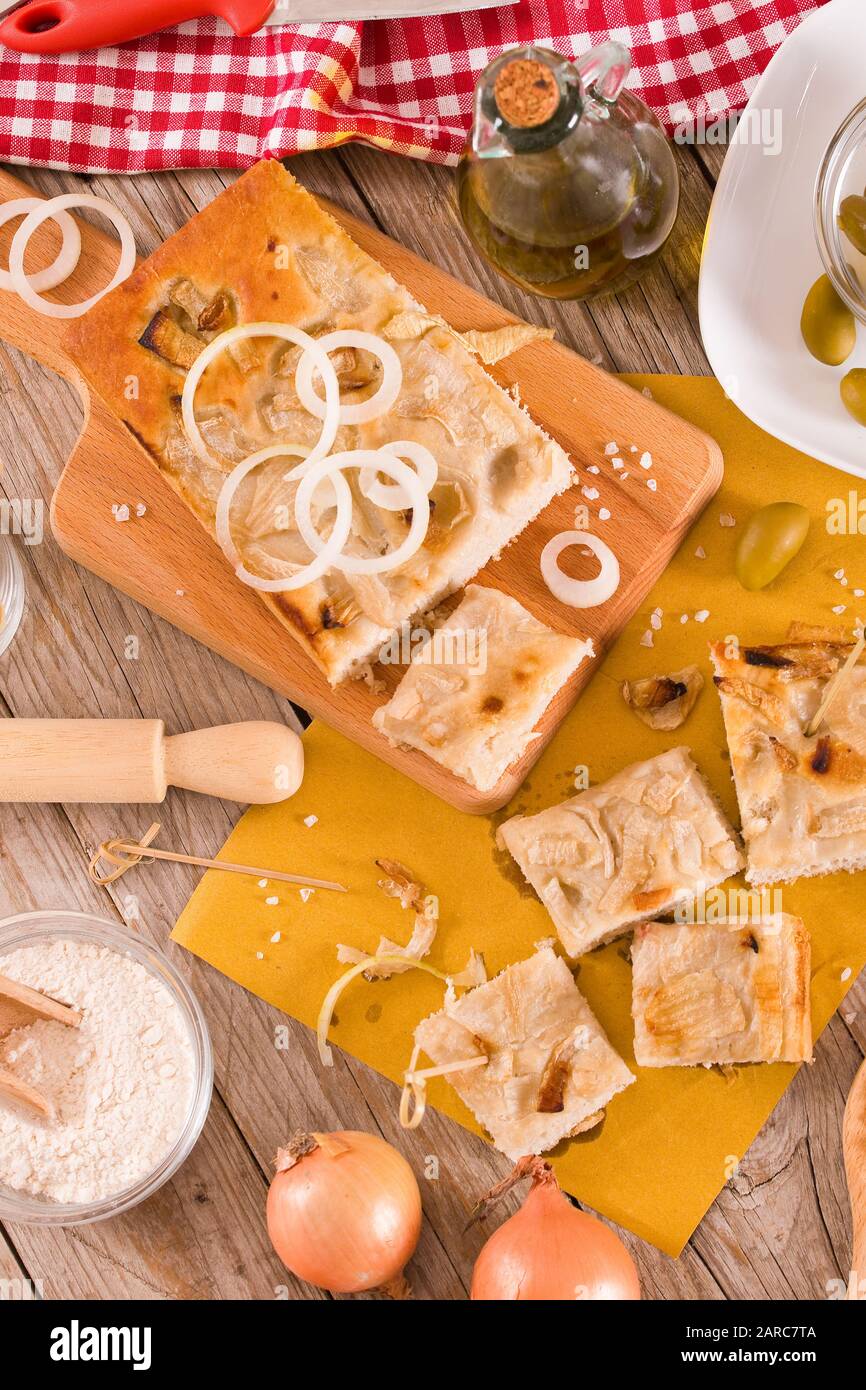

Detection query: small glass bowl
xmin=0 ymin=536 xmax=24 ymax=658
xmin=815 ymin=96 xmax=866 ymax=325
xmin=0 ymin=911 xmax=213 ymax=1227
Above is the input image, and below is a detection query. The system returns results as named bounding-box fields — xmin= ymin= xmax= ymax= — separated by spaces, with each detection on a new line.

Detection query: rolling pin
xmin=844 ymin=1058 xmax=866 ymax=1300
xmin=0 ymin=719 xmax=304 ymax=804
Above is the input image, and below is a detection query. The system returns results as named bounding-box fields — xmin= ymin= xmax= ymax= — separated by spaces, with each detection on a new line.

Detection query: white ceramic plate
xmin=699 ymin=0 xmax=866 ymax=478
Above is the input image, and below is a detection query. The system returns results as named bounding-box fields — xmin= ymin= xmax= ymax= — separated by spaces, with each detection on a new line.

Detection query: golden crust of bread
xmin=497 ymin=746 xmax=744 ymax=957
xmin=710 ymin=635 xmax=866 ymax=883
xmin=372 ymin=583 xmax=593 ymax=791
xmin=64 ymin=159 xmax=573 ymax=684
xmin=414 ymin=945 xmax=634 ymax=1160
xmin=631 ymin=914 xmax=812 ymax=1066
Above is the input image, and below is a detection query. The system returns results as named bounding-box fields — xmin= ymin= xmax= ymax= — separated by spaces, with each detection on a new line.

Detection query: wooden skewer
xmin=0 ymin=971 xmax=82 ymax=1119
xmin=87 ymin=822 xmax=348 ymax=894
xmin=844 ymin=1058 xmax=866 ymax=1301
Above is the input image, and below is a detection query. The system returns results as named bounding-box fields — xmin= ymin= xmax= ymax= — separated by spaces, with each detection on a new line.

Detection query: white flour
xmin=0 ymin=938 xmax=196 ymax=1205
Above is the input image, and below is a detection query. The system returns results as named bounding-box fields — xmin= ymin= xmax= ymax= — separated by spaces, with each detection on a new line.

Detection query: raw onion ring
xmin=8 ymin=194 xmax=135 ymax=319
xmin=215 ymin=443 xmax=352 ymax=593
xmin=540 ymin=530 xmax=620 ymax=608
xmin=0 ymin=198 xmax=81 ymax=293
xmin=359 ymin=439 xmax=438 ymax=512
xmin=293 ymin=450 xmax=431 ymax=576
xmin=182 ymin=322 xmax=340 ymax=471
xmin=295 ymin=330 xmax=402 ymax=425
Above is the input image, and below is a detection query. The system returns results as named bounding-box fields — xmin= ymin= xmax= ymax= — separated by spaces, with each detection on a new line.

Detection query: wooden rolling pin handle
xmin=844 ymin=1059 xmax=866 ymax=1300
xmin=0 ymin=718 xmax=303 ymax=804
xmin=163 ymin=722 xmax=304 ymax=805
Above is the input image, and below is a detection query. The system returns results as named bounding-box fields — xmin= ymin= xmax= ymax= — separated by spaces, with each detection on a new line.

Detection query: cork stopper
xmin=493 ymin=59 xmax=559 ymax=129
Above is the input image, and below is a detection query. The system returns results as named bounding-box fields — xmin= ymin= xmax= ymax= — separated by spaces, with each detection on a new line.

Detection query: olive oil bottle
xmin=456 ymin=43 xmax=679 ymax=300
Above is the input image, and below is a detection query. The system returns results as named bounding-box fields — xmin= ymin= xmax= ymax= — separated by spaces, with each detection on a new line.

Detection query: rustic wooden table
xmin=0 ymin=141 xmax=862 ymax=1302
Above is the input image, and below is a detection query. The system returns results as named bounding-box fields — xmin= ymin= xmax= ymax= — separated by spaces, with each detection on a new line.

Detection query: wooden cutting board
xmin=0 ymin=166 xmax=722 ymax=813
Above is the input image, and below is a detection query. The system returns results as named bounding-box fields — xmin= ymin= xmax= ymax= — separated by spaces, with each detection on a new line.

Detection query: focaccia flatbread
xmin=65 ymin=160 xmax=573 ymax=685
xmin=414 ymin=945 xmax=634 ymax=1160
xmin=631 ymin=915 xmax=812 ymax=1066
xmin=372 ymin=584 xmax=593 ymax=791
xmin=498 ymin=747 xmax=743 ymax=957
xmin=711 ymin=628 xmax=866 ymax=883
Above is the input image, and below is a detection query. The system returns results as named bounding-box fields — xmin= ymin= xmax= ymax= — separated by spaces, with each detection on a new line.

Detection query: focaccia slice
xmin=711 ymin=628 xmax=866 ymax=883
xmin=414 ymin=945 xmax=634 ymax=1160
xmin=497 ymin=747 xmax=743 ymax=957
xmin=631 ymin=914 xmax=812 ymax=1066
xmin=371 ymin=584 xmax=593 ymax=791
xmin=64 ymin=159 xmax=573 ymax=685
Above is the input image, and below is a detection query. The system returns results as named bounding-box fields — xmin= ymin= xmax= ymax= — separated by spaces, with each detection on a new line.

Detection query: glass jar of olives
xmin=815 ymin=96 xmax=866 ymax=324
xmin=812 ymin=98 xmax=866 ymax=425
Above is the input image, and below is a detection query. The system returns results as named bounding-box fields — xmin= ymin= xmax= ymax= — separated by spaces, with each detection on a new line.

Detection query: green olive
xmin=800 ymin=274 xmax=856 ymax=365
xmin=841 ymin=368 xmax=866 ymax=426
xmin=735 ymin=502 xmax=810 ymax=591
xmin=838 ymin=194 xmax=866 ymax=255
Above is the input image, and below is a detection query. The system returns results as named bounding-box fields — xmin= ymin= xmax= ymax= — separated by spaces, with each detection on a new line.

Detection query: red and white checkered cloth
xmin=0 ymin=0 xmax=825 ymax=172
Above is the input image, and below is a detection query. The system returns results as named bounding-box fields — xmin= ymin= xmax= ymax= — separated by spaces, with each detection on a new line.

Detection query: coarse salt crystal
xmin=695 ymin=546 xmax=706 ymax=559
xmin=112 ymin=504 xmax=130 ymax=523
xmin=258 ymin=879 xmax=268 ymax=888
xmin=270 ymin=932 xmax=281 ymax=944
xmin=650 ymin=610 xmax=663 ymax=630
xmin=630 ymin=445 xmax=637 ymax=453
xmin=611 ymin=458 xmax=624 ymax=470
xmin=604 ymin=441 xmax=618 ymax=455
xmin=719 ymin=513 xmax=736 ymax=527
xmin=582 ymin=486 xmax=599 ymax=500
xmin=680 ymin=614 xmax=689 ymax=624
xmin=641 ymin=387 xmax=653 ymax=399
xmin=639 ymin=451 xmax=653 ymax=470
xmin=303 ymin=815 xmax=318 ymax=827
xmin=265 ymin=896 xmax=279 ymax=906
xmin=255 ymin=952 xmax=264 ymax=960
xmin=855 ymin=589 xmax=865 ymax=598
xmin=300 ymin=888 xmax=314 ymax=902
xmin=135 ymin=503 xmax=147 ymax=518
xmin=841 ymin=578 xmax=849 ymax=587
xmin=695 ymin=610 xmax=710 ymax=623
xmin=599 ymin=507 xmax=611 ymax=521
xmin=832 ymin=604 xmax=847 ymax=615
xmin=639 ymin=630 xmax=654 ymax=648
xmin=175 ymin=589 xmax=185 ymax=597
xmin=587 ymin=463 xmax=600 ymax=474
xmin=646 ymin=478 xmax=657 ymax=492
xmin=841 ymin=966 xmax=852 ymax=982
xmin=834 ymin=569 xmax=845 ymax=579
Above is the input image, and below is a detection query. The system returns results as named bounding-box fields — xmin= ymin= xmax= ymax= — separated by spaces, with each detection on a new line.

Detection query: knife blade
xmin=0 ymin=0 xmax=513 ymax=55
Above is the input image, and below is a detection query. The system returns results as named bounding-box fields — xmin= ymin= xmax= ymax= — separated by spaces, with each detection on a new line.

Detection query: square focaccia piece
xmin=711 ymin=626 xmax=866 ymax=883
xmin=631 ymin=914 xmax=812 ymax=1066
xmin=497 ymin=746 xmax=743 ymax=958
xmin=414 ymin=945 xmax=634 ymax=1160
xmin=371 ymin=584 xmax=593 ymax=792
xmin=64 ymin=159 xmax=574 ymax=686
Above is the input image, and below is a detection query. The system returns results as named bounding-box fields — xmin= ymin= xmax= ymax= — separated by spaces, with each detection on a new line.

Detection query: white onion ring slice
xmin=359 ymin=439 xmax=438 ymax=512
xmin=0 ymin=198 xmax=81 ymax=293
xmin=540 ymin=530 xmax=620 ymax=608
xmin=215 ymin=443 xmax=352 ymax=593
xmin=8 ymin=194 xmax=134 ymax=319
xmin=182 ymin=322 xmax=340 ymax=472
xmin=295 ymin=330 xmax=402 ymax=425
xmin=295 ymin=450 xmax=430 ymax=576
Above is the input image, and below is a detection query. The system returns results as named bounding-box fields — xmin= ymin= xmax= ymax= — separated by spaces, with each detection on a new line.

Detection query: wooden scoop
xmin=844 ymin=1058 xmax=866 ymax=1300
xmin=0 ymin=972 xmax=82 ymax=1119
xmin=0 ymin=718 xmax=303 ymax=804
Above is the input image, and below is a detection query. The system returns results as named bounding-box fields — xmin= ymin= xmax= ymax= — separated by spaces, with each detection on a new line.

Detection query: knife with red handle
xmin=0 ymin=0 xmax=275 ymax=53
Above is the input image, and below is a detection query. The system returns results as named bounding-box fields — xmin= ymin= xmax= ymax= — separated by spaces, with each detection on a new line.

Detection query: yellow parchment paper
xmin=173 ymin=376 xmax=866 ymax=1256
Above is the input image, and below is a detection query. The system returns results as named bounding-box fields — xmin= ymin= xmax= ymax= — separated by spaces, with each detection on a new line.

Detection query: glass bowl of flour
xmin=0 ymin=911 xmax=213 ymax=1225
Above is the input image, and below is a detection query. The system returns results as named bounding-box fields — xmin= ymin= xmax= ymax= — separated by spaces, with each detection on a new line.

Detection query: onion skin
xmin=267 ymin=1131 xmax=422 ymax=1295
xmin=470 ymin=1157 xmax=640 ymax=1302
